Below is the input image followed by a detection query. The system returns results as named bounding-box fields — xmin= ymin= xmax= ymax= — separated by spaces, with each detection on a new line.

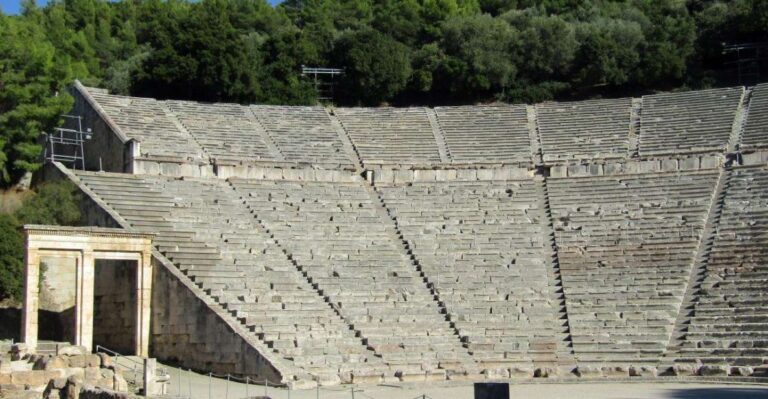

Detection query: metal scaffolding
xmin=301 ymin=65 xmax=344 ymax=103
xmin=43 ymin=115 xmax=93 ymax=170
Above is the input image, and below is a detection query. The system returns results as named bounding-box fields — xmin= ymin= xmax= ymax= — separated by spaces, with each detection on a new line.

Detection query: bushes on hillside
xmin=0 ymin=181 xmax=82 ymax=301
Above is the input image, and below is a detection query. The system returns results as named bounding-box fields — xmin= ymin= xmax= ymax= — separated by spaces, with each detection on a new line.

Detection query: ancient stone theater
xmin=32 ymin=81 xmax=768 ymax=388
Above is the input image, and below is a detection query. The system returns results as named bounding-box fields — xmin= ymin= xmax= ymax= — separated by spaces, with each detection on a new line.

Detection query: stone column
xmin=76 ymin=250 xmax=95 ymax=351
xmin=136 ymin=251 xmax=153 ymax=358
xmin=21 ymin=246 xmax=40 ymax=352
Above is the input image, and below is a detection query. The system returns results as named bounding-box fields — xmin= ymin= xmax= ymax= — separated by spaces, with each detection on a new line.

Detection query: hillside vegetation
xmin=0 ymin=0 xmax=766 ymax=185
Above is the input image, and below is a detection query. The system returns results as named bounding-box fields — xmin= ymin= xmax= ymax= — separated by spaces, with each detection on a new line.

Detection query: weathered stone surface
xmin=57 ymin=346 xmax=88 ymax=357
xmin=97 ymin=353 xmax=112 ymax=369
xmin=113 ymin=373 xmax=129 ymax=392
xmin=730 ymin=366 xmax=753 ymax=377
xmin=0 ymin=359 xmax=12 ymax=373
xmin=670 ymin=364 xmax=697 ymax=376
xmin=699 ymin=365 xmax=729 ymax=376
xmin=11 ymin=370 xmax=64 ymax=386
xmin=575 ymin=366 xmax=602 ymax=378
xmin=34 ymin=356 xmax=68 ymax=371
xmin=483 ymin=368 xmax=510 ymax=379
xmin=534 ymin=367 xmax=556 ymax=378
xmin=602 ymin=366 xmax=628 ymax=378
xmin=628 ymin=366 xmax=656 ymax=377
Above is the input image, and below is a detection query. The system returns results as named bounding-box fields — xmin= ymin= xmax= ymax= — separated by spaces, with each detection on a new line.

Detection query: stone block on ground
xmin=629 ymin=366 xmax=656 ymax=377
xmin=575 ymin=366 xmax=602 ymax=378
xmin=699 ymin=365 xmax=729 ymax=377
xmin=57 ymin=346 xmax=88 ymax=357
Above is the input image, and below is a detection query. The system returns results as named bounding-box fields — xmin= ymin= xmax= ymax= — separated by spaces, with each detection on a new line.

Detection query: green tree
xmin=333 ymin=28 xmax=413 ymax=105
xmin=0 ymin=180 xmax=81 ymax=301
xmin=0 ymin=15 xmax=74 ymax=185
xmin=437 ymin=14 xmax=519 ymax=100
xmin=571 ymin=17 xmax=644 ymax=89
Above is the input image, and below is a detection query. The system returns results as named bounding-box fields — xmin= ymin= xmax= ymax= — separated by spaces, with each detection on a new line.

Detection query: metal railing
xmin=163 ymin=368 xmax=442 ymax=399
xmin=95 ymin=344 xmax=170 ymax=395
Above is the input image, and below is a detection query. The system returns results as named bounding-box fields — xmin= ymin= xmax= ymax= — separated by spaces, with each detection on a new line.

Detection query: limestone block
xmin=730 ymin=366 xmax=753 ymax=376
xmin=113 ymin=373 xmax=128 ymax=392
xmin=603 ymin=162 xmax=625 ymax=175
xmin=287 ymin=378 xmax=317 ymax=390
xmin=575 ymin=366 xmax=602 ymax=378
xmin=752 ymin=365 xmax=768 ymax=377
xmin=264 ymin=168 xmax=283 ymax=180
xmin=351 ymin=369 xmax=383 ymax=384
xmin=33 ymin=356 xmax=68 ymax=371
xmin=476 ymin=169 xmax=493 ymax=181
xmin=11 ymin=370 xmax=63 ymax=386
xmin=640 ymin=160 xmax=660 ymax=172
xmin=44 ymin=388 xmax=62 ymax=399
xmin=700 ymin=156 xmax=720 ymax=169
xmin=446 ymin=369 xmax=479 ymax=381
xmin=588 ymin=164 xmax=603 ymax=176
xmin=414 ymin=170 xmax=436 ymax=182
xmin=491 ymin=168 xmax=511 ymax=181
xmin=67 ymin=355 xmax=87 ymax=368
xmin=179 ymin=163 xmax=201 ymax=177
xmin=160 ymin=162 xmax=182 ymax=176
xmin=314 ymin=169 xmax=333 ymax=182
xmin=550 ymin=166 xmax=567 ymax=178
xmin=79 ymin=386 xmax=132 ymax=399
xmin=137 ymin=161 xmax=160 ymax=175
xmin=49 ymin=378 xmax=68 ymax=390
xmin=456 ymin=169 xmax=477 ymax=181
xmin=199 ymin=165 xmax=215 ymax=178
xmin=680 ymin=157 xmax=700 ymax=170
xmin=534 ymin=367 xmax=556 ymax=378
xmin=628 ymin=366 xmax=656 ymax=377
xmin=742 ymin=151 xmax=768 ymax=165
xmin=296 ymin=168 xmax=315 ymax=181
xmin=315 ymin=373 xmax=340 ymax=387
xmin=483 ymin=368 xmax=510 ymax=379
xmin=84 ymin=367 xmax=102 ymax=384
xmin=97 ymin=354 xmax=112 ymax=369
xmin=567 ymin=164 xmax=589 ymax=177
xmin=280 ymin=169 xmax=298 ymax=180
xmin=661 ymin=159 xmax=678 ymax=171
xmin=699 ymin=365 xmax=729 ymax=376
xmin=57 ymin=346 xmax=87 ymax=357
xmin=85 ymin=355 xmax=101 ymax=368
xmin=509 ymin=366 xmax=533 ymax=379
xmin=96 ymin=369 xmax=115 ymax=390
xmin=6 ymin=390 xmax=40 ymax=399
xmin=670 ymin=363 xmax=697 ymax=376
xmin=394 ymin=170 xmax=412 ymax=184
xmin=396 ymin=370 xmax=426 ymax=382
xmin=425 ymin=369 xmax=446 ymax=382
xmin=0 ymin=373 xmax=11 ymax=384
xmin=0 ymin=359 xmax=11 ymax=373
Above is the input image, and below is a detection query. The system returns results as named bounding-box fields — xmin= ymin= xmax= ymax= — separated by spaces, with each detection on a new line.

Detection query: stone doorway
xmin=21 ymin=225 xmax=154 ymax=357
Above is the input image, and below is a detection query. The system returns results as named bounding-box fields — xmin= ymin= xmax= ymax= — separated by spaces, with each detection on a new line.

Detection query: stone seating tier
xmin=547 ymin=170 xmax=719 ymax=362
xmin=433 ymin=105 xmax=531 ymax=164
xmin=81 ymin=85 xmax=758 ymax=169
xmin=88 ymin=92 xmax=207 ymax=161
xmin=639 ymin=87 xmax=744 ymax=156
xmin=677 ymin=166 xmax=768 ymax=366
xmin=741 ymin=83 xmax=768 ymax=149
xmin=536 ymin=98 xmax=632 ymax=161
xmin=377 ymin=180 xmax=561 ymax=367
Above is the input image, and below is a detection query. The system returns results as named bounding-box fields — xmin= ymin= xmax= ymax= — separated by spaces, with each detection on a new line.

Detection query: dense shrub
xmin=0 ymin=180 xmax=81 ymax=301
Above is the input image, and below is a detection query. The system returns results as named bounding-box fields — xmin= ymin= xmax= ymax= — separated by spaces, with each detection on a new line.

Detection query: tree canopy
xmin=0 ymin=0 xmax=766 ymax=185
